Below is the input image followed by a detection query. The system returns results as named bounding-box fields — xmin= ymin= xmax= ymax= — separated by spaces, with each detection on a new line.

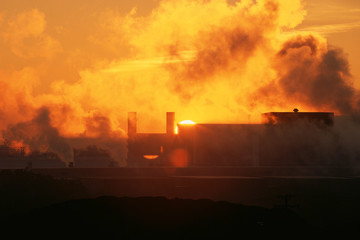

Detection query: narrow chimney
xmin=128 ymin=112 xmax=137 ymax=136
xmin=166 ymin=112 xmax=175 ymax=134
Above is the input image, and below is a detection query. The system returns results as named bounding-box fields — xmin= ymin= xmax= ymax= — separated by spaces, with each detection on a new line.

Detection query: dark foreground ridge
xmin=1 ymin=170 xmax=360 ymax=237
xmin=3 ymin=196 xmax=309 ymax=238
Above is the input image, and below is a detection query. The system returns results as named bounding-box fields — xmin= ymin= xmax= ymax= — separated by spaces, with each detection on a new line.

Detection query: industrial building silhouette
xmin=0 ymin=109 xmax=336 ymax=169
xmin=127 ymin=110 xmax=335 ymax=168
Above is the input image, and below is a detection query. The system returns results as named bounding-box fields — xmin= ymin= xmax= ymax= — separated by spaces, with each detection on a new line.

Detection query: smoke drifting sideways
xmin=2 ymin=108 xmax=127 ymax=165
xmin=0 ymin=0 xmax=359 ymax=166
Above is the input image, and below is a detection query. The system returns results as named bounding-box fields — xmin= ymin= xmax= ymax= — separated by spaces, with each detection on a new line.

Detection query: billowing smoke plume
xmin=2 ymin=108 xmax=127 ymax=165
xmin=254 ymin=35 xmax=358 ymax=114
xmin=68 ymin=113 xmax=127 ymax=165
xmin=0 ymin=0 xmax=359 ymax=165
xmin=3 ymin=108 xmax=73 ymax=162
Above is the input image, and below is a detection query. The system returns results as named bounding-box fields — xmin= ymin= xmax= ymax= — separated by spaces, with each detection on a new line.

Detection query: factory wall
xmin=127 ymin=111 xmax=339 ymax=168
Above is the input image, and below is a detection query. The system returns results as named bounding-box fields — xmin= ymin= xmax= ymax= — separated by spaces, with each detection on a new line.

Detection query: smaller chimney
xmin=128 ymin=112 xmax=137 ymax=136
xmin=166 ymin=112 xmax=175 ymax=134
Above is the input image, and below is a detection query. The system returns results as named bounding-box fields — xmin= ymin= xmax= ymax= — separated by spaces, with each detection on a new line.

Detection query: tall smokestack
xmin=128 ymin=112 xmax=137 ymax=136
xmin=166 ymin=112 xmax=175 ymax=134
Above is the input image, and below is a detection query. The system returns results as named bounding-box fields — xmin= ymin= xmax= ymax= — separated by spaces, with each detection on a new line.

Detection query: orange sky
xmin=0 ymin=0 xmax=359 ymax=135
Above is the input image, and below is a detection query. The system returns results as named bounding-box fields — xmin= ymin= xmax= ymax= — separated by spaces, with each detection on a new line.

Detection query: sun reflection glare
xmin=143 ymin=155 xmax=159 ymax=160
xmin=179 ymin=120 xmax=196 ymax=124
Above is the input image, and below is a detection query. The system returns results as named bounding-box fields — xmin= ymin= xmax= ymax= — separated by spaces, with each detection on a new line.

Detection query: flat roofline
xmin=131 ymin=133 xmax=168 ymax=136
xmin=178 ymin=123 xmax=263 ymax=126
xmin=263 ymin=112 xmax=334 ymax=114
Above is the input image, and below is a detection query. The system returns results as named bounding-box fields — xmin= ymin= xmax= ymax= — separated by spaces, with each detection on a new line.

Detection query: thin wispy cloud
xmin=103 ymin=50 xmax=197 ymax=73
xmin=295 ymin=21 xmax=360 ymax=35
xmin=296 ymin=3 xmax=360 ymax=35
xmin=304 ymin=3 xmax=360 ymax=21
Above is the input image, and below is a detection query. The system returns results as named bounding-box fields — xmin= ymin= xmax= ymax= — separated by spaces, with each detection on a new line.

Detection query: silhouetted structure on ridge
xmin=127 ymin=110 xmax=337 ymax=167
xmin=0 ymin=143 xmax=65 ymax=169
xmin=127 ymin=112 xmax=177 ymax=167
xmin=0 ymin=109 xmax=341 ymax=169
xmin=261 ymin=109 xmax=334 ymax=126
xmin=73 ymin=146 xmax=117 ymax=168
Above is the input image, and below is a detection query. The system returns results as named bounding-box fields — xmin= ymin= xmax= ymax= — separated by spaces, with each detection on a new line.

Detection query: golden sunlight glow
xmin=103 ymin=51 xmax=196 ymax=73
xmin=0 ymin=0 xmax=358 ymax=165
xmin=179 ymin=120 xmax=196 ymax=125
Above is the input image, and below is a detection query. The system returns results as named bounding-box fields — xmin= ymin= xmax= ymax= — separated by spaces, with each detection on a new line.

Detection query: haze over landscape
xmin=0 ymin=0 xmax=360 ymax=165
xmin=1 ymin=1 xmax=360 ymax=235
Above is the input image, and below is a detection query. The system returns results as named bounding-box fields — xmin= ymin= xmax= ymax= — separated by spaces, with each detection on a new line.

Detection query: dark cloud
xmin=278 ymin=35 xmax=319 ymax=56
xmin=252 ymin=35 xmax=358 ymax=114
